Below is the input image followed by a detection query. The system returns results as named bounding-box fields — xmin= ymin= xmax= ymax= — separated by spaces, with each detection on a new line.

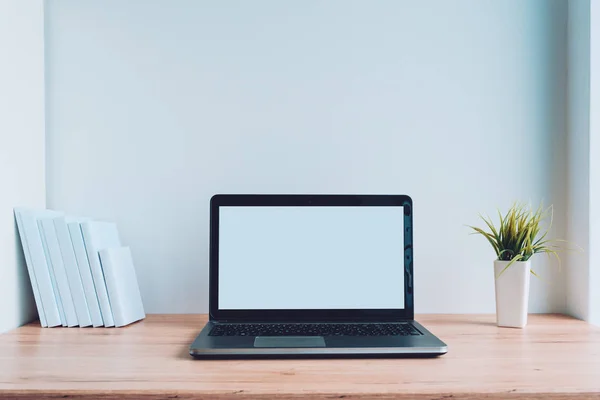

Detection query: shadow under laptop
xmin=188 ymin=353 xmax=445 ymax=360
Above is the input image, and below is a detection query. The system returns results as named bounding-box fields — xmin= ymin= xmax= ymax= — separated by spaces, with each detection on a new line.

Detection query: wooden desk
xmin=0 ymin=314 xmax=599 ymax=399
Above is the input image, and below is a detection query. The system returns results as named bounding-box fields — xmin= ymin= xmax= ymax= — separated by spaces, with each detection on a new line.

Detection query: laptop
xmin=189 ymin=194 xmax=447 ymax=358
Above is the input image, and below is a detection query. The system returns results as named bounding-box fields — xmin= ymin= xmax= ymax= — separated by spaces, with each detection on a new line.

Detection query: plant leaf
xmin=469 ymin=226 xmax=500 ymax=255
xmin=471 ymin=202 xmax=580 ymax=270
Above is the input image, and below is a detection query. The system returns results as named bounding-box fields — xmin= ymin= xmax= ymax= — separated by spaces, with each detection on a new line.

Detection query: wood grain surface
xmin=0 ymin=314 xmax=599 ymax=400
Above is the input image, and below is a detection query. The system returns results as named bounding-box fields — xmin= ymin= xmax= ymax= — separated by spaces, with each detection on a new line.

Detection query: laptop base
xmin=189 ymin=320 xmax=447 ymax=359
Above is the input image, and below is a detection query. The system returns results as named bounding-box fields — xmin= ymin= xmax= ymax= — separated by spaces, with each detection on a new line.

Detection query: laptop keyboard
xmin=208 ymin=323 xmax=423 ymax=337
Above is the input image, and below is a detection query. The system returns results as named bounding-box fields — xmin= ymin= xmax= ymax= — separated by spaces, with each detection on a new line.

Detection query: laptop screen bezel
xmin=209 ymin=194 xmax=414 ymax=322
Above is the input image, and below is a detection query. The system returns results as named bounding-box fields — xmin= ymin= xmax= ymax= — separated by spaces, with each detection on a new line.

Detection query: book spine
xmin=38 ymin=219 xmax=67 ymax=326
xmin=98 ymin=250 xmax=124 ymax=327
xmin=14 ymin=210 xmax=48 ymax=327
xmin=81 ymin=224 xmax=115 ymax=327
xmin=55 ymin=218 xmax=92 ymax=327
xmin=40 ymin=219 xmax=78 ymax=327
xmin=20 ymin=212 xmax=62 ymax=327
xmin=68 ymin=223 xmax=104 ymax=327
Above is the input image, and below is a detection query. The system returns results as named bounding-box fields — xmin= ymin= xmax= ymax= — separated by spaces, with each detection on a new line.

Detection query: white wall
xmin=45 ymin=0 xmax=568 ymax=314
xmin=566 ymin=0 xmax=590 ymax=321
xmin=566 ymin=0 xmax=600 ymax=325
xmin=0 ymin=0 xmax=46 ymax=333
xmin=590 ymin=0 xmax=600 ymax=325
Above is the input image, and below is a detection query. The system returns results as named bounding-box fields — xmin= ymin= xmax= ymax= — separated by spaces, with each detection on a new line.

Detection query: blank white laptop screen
xmin=218 ymin=206 xmax=405 ymax=310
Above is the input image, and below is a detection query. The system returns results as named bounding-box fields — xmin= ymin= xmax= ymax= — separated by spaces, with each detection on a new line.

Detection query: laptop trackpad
xmin=254 ymin=336 xmax=326 ymax=348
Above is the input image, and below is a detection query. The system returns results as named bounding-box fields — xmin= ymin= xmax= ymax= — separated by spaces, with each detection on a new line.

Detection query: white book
xmin=13 ymin=209 xmax=62 ymax=327
xmin=14 ymin=209 xmax=48 ymax=327
xmin=68 ymin=221 xmax=104 ymax=327
xmin=80 ymin=221 xmax=120 ymax=327
xmin=98 ymin=247 xmax=145 ymax=327
xmin=54 ymin=217 xmax=92 ymax=327
xmin=38 ymin=223 xmax=66 ymax=326
xmin=39 ymin=218 xmax=78 ymax=327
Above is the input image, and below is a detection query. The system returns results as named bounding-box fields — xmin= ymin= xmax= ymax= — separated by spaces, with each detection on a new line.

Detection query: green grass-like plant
xmin=469 ymin=203 xmax=563 ymax=277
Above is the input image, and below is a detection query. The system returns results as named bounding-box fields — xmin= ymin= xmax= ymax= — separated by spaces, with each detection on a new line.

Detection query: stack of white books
xmin=14 ymin=208 xmax=146 ymax=328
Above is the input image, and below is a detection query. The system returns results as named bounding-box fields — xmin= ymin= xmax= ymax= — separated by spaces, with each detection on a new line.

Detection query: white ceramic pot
xmin=494 ymin=260 xmax=531 ymax=328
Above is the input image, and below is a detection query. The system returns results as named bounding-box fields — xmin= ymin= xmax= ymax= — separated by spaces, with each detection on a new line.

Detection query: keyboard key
xmin=208 ymin=323 xmax=423 ymax=337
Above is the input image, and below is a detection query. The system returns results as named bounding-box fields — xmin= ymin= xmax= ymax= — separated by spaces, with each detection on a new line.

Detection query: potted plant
xmin=469 ymin=203 xmax=563 ymax=328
